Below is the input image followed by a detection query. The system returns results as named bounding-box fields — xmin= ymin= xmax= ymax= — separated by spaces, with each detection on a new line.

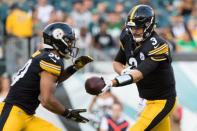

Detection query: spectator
xmin=170 ymin=14 xmax=189 ymax=41
xmin=176 ymin=32 xmax=197 ymax=52
xmin=0 ymin=1 xmax=9 ymax=26
xmin=36 ymin=0 xmax=54 ymax=23
xmin=83 ymin=0 xmax=94 ymax=11
xmin=76 ymin=26 xmax=92 ymax=57
xmin=100 ymin=102 xmax=129 ymax=131
xmin=0 ymin=21 xmax=3 ymax=59
xmin=93 ymin=21 xmax=115 ymax=50
xmin=88 ymin=90 xmax=120 ymax=130
xmin=6 ymin=3 xmax=33 ymax=38
xmin=114 ymin=2 xmax=127 ymax=23
xmin=46 ymin=9 xmax=64 ymax=24
xmin=30 ymin=7 xmax=46 ymax=53
xmin=170 ymin=105 xmax=183 ymax=131
xmin=96 ymin=2 xmax=108 ymax=21
xmin=177 ymin=0 xmax=195 ymax=22
xmin=70 ymin=0 xmax=92 ymax=29
xmin=0 ymin=73 xmax=10 ymax=102
xmin=88 ymin=10 xmax=101 ymax=36
xmin=187 ymin=4 xmax=197 ymax=41
xmin=107 ymin=11 xmax=124 ymax=41
xmin=32 ymin=7 xmax=45 ymax=37
xmin=5 ymin=3 xmax=32 ymax=74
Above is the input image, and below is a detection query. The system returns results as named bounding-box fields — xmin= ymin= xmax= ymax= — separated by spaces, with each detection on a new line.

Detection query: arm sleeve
xmin=136 ymin=57 xmax=159 ymax=77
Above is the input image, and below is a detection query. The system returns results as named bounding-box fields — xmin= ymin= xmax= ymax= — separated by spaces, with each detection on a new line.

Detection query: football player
xmin=102 ymin=5 xmax=177 ymax=131
xmin=0 ymin=22 xmax=92 ymax=131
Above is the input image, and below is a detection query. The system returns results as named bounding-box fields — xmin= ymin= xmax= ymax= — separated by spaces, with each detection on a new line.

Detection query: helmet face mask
xmin=43 ymin=22 xmax=79 ymax=59
xmin=128 ymin=26 xmax=144 ymax=42
xmin=126 ymin=5 xmax=155 ymax=42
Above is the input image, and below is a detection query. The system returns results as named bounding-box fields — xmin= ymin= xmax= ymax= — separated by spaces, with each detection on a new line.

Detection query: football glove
xmin=121 ymin=66 xmax=134 ymax=75
xmin=64 ymin=109 xmax=89 ymax=123
xmin=74 ymin=56 xmax=93 ymax=70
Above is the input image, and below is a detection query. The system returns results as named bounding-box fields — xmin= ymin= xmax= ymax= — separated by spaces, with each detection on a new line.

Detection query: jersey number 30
xmin=11 ymin=59 xmax=32 ymax=86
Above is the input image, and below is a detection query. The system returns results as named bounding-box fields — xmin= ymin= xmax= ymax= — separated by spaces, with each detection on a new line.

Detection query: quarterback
xmin=102 ymin=5 xmax=177 ymax=131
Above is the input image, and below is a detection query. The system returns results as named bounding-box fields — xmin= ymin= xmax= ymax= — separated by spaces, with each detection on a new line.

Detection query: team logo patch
xmin=140 ymin=52 xmax=145 ymax=60
xmin=52 ymin=28 xmax=64 ymax=40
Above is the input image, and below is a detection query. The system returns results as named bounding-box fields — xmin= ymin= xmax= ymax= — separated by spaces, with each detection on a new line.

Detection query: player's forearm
xmin=58 ymin=65 xmax=77 ymax=83
xmin=40 ymin=94 xmax=65 ymax=116
xmin=113 ymin=61 xmax=125 ymax=75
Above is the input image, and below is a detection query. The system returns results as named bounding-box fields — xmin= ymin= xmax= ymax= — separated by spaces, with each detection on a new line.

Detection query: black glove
xmin=74 ymin=56 xmax=93 ymax=70
xmin=63 ymin=109 xmax=89 ymax=123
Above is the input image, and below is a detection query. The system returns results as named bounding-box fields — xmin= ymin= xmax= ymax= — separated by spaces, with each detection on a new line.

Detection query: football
xmin=85 ymin=76 xmax=105 ymax=95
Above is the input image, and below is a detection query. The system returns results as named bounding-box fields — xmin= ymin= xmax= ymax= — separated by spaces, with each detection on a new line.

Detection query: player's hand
xmin=64 ymin=109 xmax=89 ymax=123
xmin=121 ymin=66 xmax=134 ymax=75
xmin=101 ymin=78 xmax=113 ymax=93
xmin=74 ymin=56 xmax=93 ymax=70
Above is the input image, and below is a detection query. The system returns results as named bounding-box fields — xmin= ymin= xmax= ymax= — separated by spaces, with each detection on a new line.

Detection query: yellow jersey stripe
xmin=40 ymin=62 xmax=61 ymax=71
xmin=40 ymin=60 xmax=61 ymax=69
xmin=154 ymin=46 xmax=169 ymax=55
xmin=149 ymin=44 xmax=167 ymax=53
xmin=151 ymin=57 xmax=167 ymax=61
xmin=40 ymin=63 xmax=61 ymax=76
xmin=31 ymin=50 xmax=41 ymax=58
xmin=148 ymin=44 xmax=168 ymax=55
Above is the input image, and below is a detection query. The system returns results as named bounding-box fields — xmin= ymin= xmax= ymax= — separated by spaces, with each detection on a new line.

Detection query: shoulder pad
xmin=39 ymin=52 xmax=63 ymax=76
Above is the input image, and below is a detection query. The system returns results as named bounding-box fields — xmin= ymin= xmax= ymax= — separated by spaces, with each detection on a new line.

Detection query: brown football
xmin=85 ymin=76 xmax=105 ymax=95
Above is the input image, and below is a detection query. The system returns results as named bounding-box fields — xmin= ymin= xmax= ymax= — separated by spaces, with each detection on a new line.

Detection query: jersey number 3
xmin=11 ymin=59 xmax=32 ymax=86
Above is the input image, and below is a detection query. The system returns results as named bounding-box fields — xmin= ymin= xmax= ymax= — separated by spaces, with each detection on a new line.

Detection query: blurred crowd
xmin=0 ymin=0 xmax=197 ymax=75
xmin=0 ymin=0 xmax=197 ymax=65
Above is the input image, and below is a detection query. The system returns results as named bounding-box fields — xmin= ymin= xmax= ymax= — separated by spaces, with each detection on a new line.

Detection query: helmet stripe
xmin=129 ymin=5 xmax=140 ymax=23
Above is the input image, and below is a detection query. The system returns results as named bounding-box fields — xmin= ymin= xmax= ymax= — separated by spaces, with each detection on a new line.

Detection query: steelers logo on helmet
xmin=42 ymin=22 xmax=79 ymax=59
xmin=52 ymin=28 xmax=64 ymax=40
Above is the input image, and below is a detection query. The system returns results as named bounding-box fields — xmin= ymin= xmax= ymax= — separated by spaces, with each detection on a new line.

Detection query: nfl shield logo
xmin=140 ymin=52 xmax=145 ymax=60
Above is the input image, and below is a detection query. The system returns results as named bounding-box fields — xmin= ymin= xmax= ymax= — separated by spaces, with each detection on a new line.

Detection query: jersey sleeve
xmin=114 ymin=29 xmax=128 ymax=64
xmin=147 ymin=43 xmax=169 ymax=62
xmin=114 ymin=42 xmax=126 ymax=64
xmin=39 ymin=54 xmax=63 ymax=76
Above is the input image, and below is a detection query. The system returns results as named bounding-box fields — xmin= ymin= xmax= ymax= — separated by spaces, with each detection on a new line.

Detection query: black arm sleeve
xmin=114 ymin=48 xmax=126 ymax=65
xmin=136 ymin=57 xmax=159 ymax=77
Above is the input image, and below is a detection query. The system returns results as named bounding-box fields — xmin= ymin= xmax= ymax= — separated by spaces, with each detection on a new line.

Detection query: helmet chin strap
xmin=58 ymin=50 xmax=70 ymax=59
xmin=133 ymin=36 xmax=143 ymax=42
xmin=43 ymin=43 xmax=54 ymax=49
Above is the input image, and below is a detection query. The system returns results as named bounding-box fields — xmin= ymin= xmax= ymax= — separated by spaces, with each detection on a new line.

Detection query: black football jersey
xmin=5 ymin=49 xmax=64 ymax=115
xmin=115 ymin=28 xmax=176 ymax=100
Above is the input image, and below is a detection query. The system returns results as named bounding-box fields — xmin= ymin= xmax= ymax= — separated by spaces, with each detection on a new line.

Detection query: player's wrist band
xmin=114 ymin=74 xmax=133 ymax=87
